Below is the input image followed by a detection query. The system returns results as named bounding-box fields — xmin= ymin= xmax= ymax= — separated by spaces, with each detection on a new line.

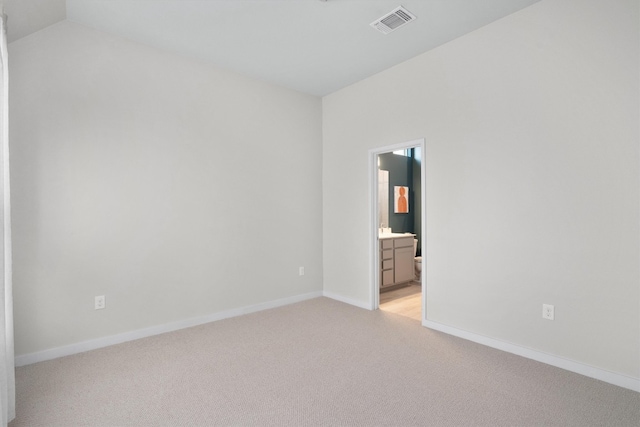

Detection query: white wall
xmin=9 ymin=21 xmax=323 ymax=356
xmin=323 ymin=0 xmax=639 ymax=379
xmin=3 ymin=0 xmax=66 ymax=42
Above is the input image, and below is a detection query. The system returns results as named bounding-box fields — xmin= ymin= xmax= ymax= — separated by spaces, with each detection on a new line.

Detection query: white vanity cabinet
xmin=379 ymin=234 xmax=415 ymax=290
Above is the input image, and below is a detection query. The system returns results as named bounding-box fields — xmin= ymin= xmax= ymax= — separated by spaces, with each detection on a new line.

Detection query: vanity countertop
xmin=378 ymin=233 xmax=416 ymax=240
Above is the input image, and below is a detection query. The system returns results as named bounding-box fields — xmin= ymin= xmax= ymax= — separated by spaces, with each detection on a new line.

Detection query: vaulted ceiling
xmin=5 ymin=0 xmax=541 ymax=96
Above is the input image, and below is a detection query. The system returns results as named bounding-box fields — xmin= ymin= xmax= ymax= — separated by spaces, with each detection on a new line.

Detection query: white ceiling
xmin=8 ymin=0 xmax=541 ymax=96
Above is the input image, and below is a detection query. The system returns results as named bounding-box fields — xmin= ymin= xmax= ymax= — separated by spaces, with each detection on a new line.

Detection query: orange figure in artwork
xmin=397 ymin=187 xmax=408 ymax=213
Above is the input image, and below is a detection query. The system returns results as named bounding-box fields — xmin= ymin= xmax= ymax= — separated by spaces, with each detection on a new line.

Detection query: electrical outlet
xmin=299 ymin=267 xmax=305 ymax=276
xmin=95 ymin=295 xmax=106 ymax=310
xmin=542 ymin=304 xmax=554 ymax=320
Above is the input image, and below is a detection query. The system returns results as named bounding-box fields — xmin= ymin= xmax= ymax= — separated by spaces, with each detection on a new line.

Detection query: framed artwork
xmin=394 ymin=186 xmax=409 ymax=213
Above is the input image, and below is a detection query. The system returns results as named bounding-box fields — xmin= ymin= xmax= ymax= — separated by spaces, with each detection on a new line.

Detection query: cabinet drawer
xmin=382 ymin=259 xmax=393 ymax=270
xmin=381 ymin=239 xmax=393 ymax=250
xmin=381 ymin=249 xmax=393 ymax=260
xmin=381 ymin=269 xmax=394 ymax=287
xmin=394 ymin=237 xmax=414 ymax=248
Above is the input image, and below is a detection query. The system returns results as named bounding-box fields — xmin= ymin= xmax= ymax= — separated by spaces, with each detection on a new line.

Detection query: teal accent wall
xmin=378 ymin=148 xmax=422 ymax=254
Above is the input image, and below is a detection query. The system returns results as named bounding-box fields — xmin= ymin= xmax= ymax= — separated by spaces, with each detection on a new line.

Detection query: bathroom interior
xmin=378 ymin=147 xmax=422 ymax=321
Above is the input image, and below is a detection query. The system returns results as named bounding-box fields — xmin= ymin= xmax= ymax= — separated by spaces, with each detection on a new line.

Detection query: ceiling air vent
xmin=370 ymin=6 xmax=416 ymax=35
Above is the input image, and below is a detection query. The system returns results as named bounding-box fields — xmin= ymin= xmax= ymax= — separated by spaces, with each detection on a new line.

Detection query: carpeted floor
xmin=9 ymin=297 xmax=640 ymax=426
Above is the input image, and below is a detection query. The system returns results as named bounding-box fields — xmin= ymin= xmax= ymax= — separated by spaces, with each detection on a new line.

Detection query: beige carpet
xmin=9 ymin=297 xmax=640 ymax=426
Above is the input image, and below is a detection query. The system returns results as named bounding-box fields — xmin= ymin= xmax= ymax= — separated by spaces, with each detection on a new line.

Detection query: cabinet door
xmin=394 ymin=246 xmax=414 ymax=284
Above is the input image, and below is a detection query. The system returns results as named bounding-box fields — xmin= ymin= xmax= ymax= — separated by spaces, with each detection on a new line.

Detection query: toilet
xmin=413 ymin=238 xmax=422 ymax=281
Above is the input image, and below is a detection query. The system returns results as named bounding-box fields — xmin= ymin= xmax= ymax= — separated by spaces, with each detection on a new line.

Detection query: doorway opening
xmin=369 ymin=139 xmax=426 ymax=323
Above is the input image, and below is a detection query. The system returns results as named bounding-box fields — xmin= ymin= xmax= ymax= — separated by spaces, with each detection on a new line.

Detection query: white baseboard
xmin=15 ymin=291 xmax=323 ymax=367
xmin=423 ymin=319 xmax=640 ymax=393
xmin=322 ymin=291 xmax=371 ymax=310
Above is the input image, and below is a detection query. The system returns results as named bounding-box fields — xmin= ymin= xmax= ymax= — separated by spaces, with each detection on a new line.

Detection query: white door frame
xmin=369 ymin=138 xmax=426 ymax=321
